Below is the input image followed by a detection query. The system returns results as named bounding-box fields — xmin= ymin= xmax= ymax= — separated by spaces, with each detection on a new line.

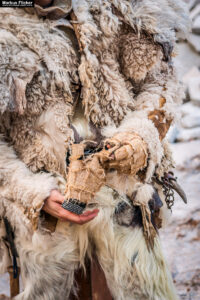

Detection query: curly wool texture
xmin=119 ymin=33 xmax=163 ymax=82
xmin=0 ymin=9 xmax=79 ymax=94
xmin=0 ymin=1 xmax=189 ymax=299
xmin=110 ymin=0 xmax=189 ymax=44
xmin=134 ymin=62 xmax=184 ymax=121
xmin=0 ymin=29 xmax=39 ymax=114
xmin=0 ymin=138 xmax=58 ymax=230
xmin=73 ymin=0 xmax=189 ymax=126
xmin=74 ymin=0 xmax=134 ymax=127
xmin=0 ymin=8 xmax=79 ymax=174
xmin=9 ymin=103 xmax=74 ymax=176
xmin=72 ymin=0 xmax=188 ymax=186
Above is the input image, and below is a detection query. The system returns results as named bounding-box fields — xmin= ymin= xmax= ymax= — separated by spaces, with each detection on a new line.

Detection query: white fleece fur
xmin=0 ymin=138 xmax=58 ymax=227
xmin=110 ymin=0 xmax=189 ymax=44
xmin=65 ymin=186 xmax=179 ymax=300
xmin=103 ymin=111 xmax=163 ymax=182
xmin=0 ymin=1 xmax=189 ymax=299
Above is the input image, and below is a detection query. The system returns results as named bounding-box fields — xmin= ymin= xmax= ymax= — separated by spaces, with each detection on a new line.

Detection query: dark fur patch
xmin=149 ymin=191 xmax=163 ymax=229
xmin=159 ymin=41 xmax=173 ymax=62
xmin=115 ymin=200 xmax=143 ymax=228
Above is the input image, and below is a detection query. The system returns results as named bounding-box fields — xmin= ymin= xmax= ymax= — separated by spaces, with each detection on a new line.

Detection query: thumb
xmin=52 ymin=190 xmax=65 ymax=204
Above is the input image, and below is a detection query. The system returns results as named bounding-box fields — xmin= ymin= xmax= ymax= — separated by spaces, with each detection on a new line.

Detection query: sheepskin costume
xmin=0 ymin=1 xmax=189 ymax=299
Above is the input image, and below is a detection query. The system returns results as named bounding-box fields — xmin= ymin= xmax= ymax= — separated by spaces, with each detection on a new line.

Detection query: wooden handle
xmin=7 ymin=266 xmax=20 ymax=298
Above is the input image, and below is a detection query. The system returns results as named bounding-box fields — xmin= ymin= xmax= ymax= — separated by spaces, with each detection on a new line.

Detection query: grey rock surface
xmin=161 ymin=141 xmax=200 ymax=300
xmin=192 ymin=15 xmax=200 ymax=33
xmin=176 ymin=127 xmax=200 ymax=142
xmin=174 ymin=44 xmax=200 ymax=80
xmin=188 ymin=76 xmax=200 ymax=104
xmin=190 ymin=3 xmax=200 ymax=20
xmin=0 ymin=274 xmax=9 ymax=297
xmin=188 ymin=33 xmax=200 ymax=53
xmin=181 ymin=114 xmax=200 ymax=128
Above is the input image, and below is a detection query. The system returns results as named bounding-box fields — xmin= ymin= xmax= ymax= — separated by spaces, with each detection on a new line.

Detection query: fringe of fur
xmin=15 ymin=231 xmax=79 ymax=300
xmin=110 ymin=0 xmax=189 ymax=44
xmin=59 ymin=186 xmax=179 ymax=300
xmin=0 ymin=165 xmax=177 ymax=300
xmin=0 ymin=137 xmax=58 ymax=230
xmin=72 ymin=0 xmax=187 ymax=176
xmin=0 ymin=3 xmax=189 ymax=298
xmin=0 ymin=8 xmax=78 ymax=174
xmin=72 ymin=0 xmax=189 ymax=127
xmin=0 ymin=8 xmax=78 ymax=104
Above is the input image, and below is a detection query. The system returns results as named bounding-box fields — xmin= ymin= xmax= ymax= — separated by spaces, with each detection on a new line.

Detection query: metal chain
xmin=153 ymin=173 xmax=175 ymax=210
xmin=162 ymin=183 xmax=175 ymax=210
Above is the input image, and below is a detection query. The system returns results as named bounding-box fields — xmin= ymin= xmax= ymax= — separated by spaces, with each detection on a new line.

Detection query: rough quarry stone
xmin=169 ymin=103 xmax=200 ymax=142
xmin=171 ymin=140 xmax=200 ymax=170
xmin=182 ymin=66 xmax=200 ymax=84
xmin=188 ymin=33 xmax=200 ymax=53
xmin=174 ymin=44 xmax=200 ymax=80
xmin=176 ymin=127 xmax=200 ymax=142
xmin=192 ymin=15 xmax=200 ymax=34
xmin=181 ymin=102 xmax=200 ymax=115
xmin=188 ymin=76 xmax=200 ymax=105
xmin=190 ymin=3 xmax=200 ymax=20
xmin=188 ymin=0 xmax=200 ymax=12
xmin=181 ymin=102 xmax=200 ymax=128
xmin=161 ymin=139 xmax=200 ymax=300
xmin=182 ymin=68 xmax=200 ymax=104
xmin=181 ymin=114 xmax=200 ymax=128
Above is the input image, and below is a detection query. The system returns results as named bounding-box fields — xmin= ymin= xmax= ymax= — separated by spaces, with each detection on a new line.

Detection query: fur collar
xmin=72 ymin=0 xmax=189 ymax=127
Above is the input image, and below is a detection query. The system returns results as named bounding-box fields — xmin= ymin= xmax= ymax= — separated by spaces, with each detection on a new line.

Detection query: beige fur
xmin=0 ymin=138 xmax=58 ymax=231
xmin=0 ymin=1 xmax=189 ymax=299
xmin=103 ymin=111 xmax=163 ymax=182
xmin=0 ymin=7 xmax=78 ymax=175
xmin=59 ymin=186 xmax=179 ymax=300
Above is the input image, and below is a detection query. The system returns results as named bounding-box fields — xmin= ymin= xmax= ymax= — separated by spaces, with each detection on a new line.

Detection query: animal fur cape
xmin=0 ymin=1 xmax=189 ymax=299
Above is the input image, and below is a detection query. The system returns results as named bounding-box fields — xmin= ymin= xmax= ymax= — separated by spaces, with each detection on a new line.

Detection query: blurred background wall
xmin=160 ymin=1 xmax=200 ymax=299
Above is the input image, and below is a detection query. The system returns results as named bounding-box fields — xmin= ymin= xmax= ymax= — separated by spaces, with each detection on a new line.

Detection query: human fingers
xmin=81 ymin=209 xmax=99 ymax=216
xmin=77 ymin=210 xmax=99 ymax=224
xmin=59 ymin=208 xmax=99 ymax=224
xmin=82 ymin=209 xmax=99 ymax=215
xmin=50 ymin=190 xmax=65 ymax=204
xmin=42 ymin=198 xmax=63 ymax=218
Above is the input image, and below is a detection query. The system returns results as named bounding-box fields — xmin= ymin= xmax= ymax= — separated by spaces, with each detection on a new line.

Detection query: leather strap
xmin=7 ymin=266 xmax=20 ymax=298
xmin=70 ymin=11 xmax=85 ymax=52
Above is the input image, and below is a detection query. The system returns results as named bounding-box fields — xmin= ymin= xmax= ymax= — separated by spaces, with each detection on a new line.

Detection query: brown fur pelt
xmin=0 ymin=1 xmax=190 ymax=299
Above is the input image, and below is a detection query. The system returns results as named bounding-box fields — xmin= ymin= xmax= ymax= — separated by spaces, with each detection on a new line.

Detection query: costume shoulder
xmin=110 ymin=0 xmax=189 ymax=43
xmin=72 ymin=0 xmax=189 ymax=127
xmin=0 ymin=7 xmax=78 ymax=115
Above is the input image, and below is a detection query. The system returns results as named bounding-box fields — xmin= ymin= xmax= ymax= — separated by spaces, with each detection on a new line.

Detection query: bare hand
xmin=43 ymin=190 xmax=99 ymax=225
